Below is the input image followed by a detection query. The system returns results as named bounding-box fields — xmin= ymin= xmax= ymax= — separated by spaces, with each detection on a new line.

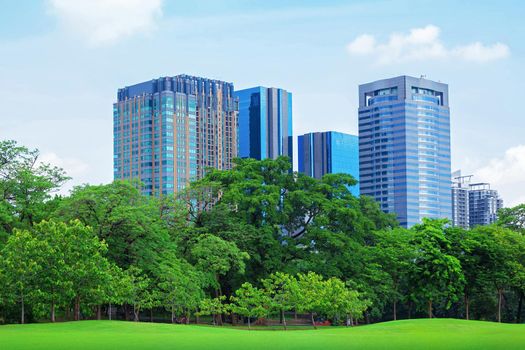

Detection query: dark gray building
xmin=358 ymin=75 xmax=452 ymax=227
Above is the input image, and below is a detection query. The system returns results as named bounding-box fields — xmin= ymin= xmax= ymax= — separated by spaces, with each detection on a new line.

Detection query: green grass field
xmin=1 ymin=319 xmax=523 ymax=350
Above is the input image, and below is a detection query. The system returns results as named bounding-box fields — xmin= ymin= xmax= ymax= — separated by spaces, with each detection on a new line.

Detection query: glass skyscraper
xmin=114 ymin=75 xmax=238 ymax=196
xmin=298 ymin=131 xmax=360 ymax=196
xmin=234 ymin=87 xmax=293 ymax=162
xmin=358 ymin=76 xmax=452 ymax=227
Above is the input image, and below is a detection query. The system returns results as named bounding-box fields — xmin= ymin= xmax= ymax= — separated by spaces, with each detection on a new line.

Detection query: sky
xmin=1 ymin=0 xmax=524 ymax=206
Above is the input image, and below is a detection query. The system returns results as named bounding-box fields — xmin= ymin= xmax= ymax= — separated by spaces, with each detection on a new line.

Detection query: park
xmin=1 ymin=319 xmax=525 ymax=350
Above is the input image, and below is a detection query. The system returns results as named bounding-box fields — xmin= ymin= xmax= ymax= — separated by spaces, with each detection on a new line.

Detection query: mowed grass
xmin=1 ymin=318 xmax=524 ymax=350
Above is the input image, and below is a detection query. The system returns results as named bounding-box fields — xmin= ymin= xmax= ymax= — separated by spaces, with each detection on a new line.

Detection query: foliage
xmin=229 ymin=282 xmax=269 ymax=328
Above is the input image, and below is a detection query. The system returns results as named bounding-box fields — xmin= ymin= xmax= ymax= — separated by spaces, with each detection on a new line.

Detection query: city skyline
xmin=1 ymin=1 xmax=524 ymax=206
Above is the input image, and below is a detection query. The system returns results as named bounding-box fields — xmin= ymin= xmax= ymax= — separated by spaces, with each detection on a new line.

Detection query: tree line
xmin=1 ymin=139 xmax=525 ymax=326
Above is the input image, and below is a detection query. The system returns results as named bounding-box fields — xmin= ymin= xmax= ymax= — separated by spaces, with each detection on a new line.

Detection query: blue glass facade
xmin=358 ymin=76 xmax=452 ymax=227
xmin=114 ymin=75 xmax=238 ymax=196
xmin=298 ymin=131 xmax=360 ymax=196
xmin=234 ymin=87 xmax=293 ymax=162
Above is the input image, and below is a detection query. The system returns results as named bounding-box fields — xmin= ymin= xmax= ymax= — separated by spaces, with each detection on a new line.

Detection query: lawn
xmin=0 ymin=318 xmax=523 ymax=350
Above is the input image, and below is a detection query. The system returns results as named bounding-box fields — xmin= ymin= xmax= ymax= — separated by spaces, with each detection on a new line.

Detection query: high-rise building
xmin=358 ymin=76 xmax=452 ymax=227
xmin=451 ymin=170 xmax=504 ymax=228
xmin=468 ymin=183 xmax=503 ymax=227
xmin=234 ymin=87 xmax=293 ymax=162
xmin=114 ymin=75 xmax=238 ymax=196
xmin=451 ymin=170 xmax=472 ymax=229
xmin=298 ymin=131 xmax=360 ymax=196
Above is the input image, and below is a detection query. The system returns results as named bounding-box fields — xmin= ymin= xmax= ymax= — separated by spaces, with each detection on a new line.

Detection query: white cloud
xmin=48 ymin=0 xmax=164 ymax=46
xmin=474 ymin=145 xmax=525 ymax=207
xmin=39 ymin=152 xmax=90 ymax=178
xmin=38 ymin=152 xmax=91 ymax=195
xmin=346 ymin=25 xmax=510 ymax=65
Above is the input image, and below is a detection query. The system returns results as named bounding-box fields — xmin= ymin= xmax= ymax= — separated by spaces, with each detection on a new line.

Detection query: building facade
xmin=114 ymin=75 xmax=238 ymax=196
xmin=451 ymin=171 xmax=504 ymax=228
xmin=358 ymin=76 xmax=452 ymax=227
xmin=451 ymin=170 xmax=472 ymax=229
xmin=234 ymin=87 xmax=293 ymax=162
xmin=298 ymin=131 xmax=360 ymax=196
xmin=468 ymin=183 xmax=504 ymax=227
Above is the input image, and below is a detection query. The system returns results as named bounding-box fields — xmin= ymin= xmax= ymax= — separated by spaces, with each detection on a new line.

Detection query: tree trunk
xmin=465 ymin=295 xmax=470 ymax=321
xmin=281 ymin=309 xmax=287 ymax=330
xmin=74 ymin=295 xmax=81 ymax=321
xmin=311 ymin=312 xmax=317 ymax=330
xmin=497 ymin=289 xmax=503 ymax=323
xmin=21 ymin=293 xmax=25 ymax=324
xmin=247 ymin=316 xmax=251 ymax=329
xmin=186 ymin=311 xmax=190 ymax=324
xmin=51 ymin=302 xmax=56 ymax=322
xmin=108 ymin=304 xmax=112 ymax=321
xmin=134 ymin=305 xmax=140 ymax=322
xmin=393 ymin=298 xmax=397 ymax=321
xmin=171 ymin=308 xmax=175 ymax=324
xmin=294 ymin=309 xmax=298 ymax=321
xmin=196 ymin=314 xmax=199 ymax=324
xmin=516 ymin=290 xmax=523 ymax=323
xmin=150 ymin=308 xmax=153 ymax=322
xmin=428 ymin=300 xmax=433 ymax=319
xmin=97 ymin=305 xmax=102 ymax=320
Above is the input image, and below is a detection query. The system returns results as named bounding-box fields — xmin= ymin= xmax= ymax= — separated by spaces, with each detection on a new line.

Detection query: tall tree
xmin=55 ymin=181 xmax=183 ymax=272
xmin=190 ymin=234 xmax=249 ymax=298
xmin=370 ymin=227 xmax=414 ymax=320
xmin=498 ymin=204 xmax=525 ymax=234
xmin=409 ymin=219 xmax=465 ymax=318
xmin=0 ymin=140 xmax=68 ymax=239
xmin=0 ymin=229 xmax=47 ymax=323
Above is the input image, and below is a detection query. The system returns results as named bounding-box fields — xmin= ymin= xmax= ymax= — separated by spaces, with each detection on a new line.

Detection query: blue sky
xmin=1 ymin=0 xmax=524 ymax=205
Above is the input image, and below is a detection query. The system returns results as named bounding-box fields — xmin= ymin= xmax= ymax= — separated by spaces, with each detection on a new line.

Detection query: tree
xmin=370 ymin=228 xmax=414 ymax=320
xmin=190 ymin=234 xmax=249 ymax=297
xmin=295 ymin=272 xmax=325 ymax=329
xmin=122 ymin=266 xmax=156 ymax=322
xmin=262 ymin=272 xmax=297 ymax=330
xmin=57 ymin=220 xmax=112 ymax=321
xmin=0 ymin=229 xmax=47 ymax=323
xmin=0 ymin=140 xmax=68 ymax=238
xmin=498 ymin=204 xmax=525 ymax=234
xmin=321 ymin=277 xmax=368 ymax=326
xmin=55 ymin=181 xmax=184 ymax=273
xmin=471 ymin=225 xmax=525 ymax=322
xmin=157 ymin=259 xmax=204 ymax=324
xmin=230 ymin=282 xmax=269 ymax=328
xmin=31 ymin=220 xmax=73 ymax=322
xmin=196 ymin=296 xmax=228 ymax=326
xmin=409 ymin=219 xmax=465 ymax=318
